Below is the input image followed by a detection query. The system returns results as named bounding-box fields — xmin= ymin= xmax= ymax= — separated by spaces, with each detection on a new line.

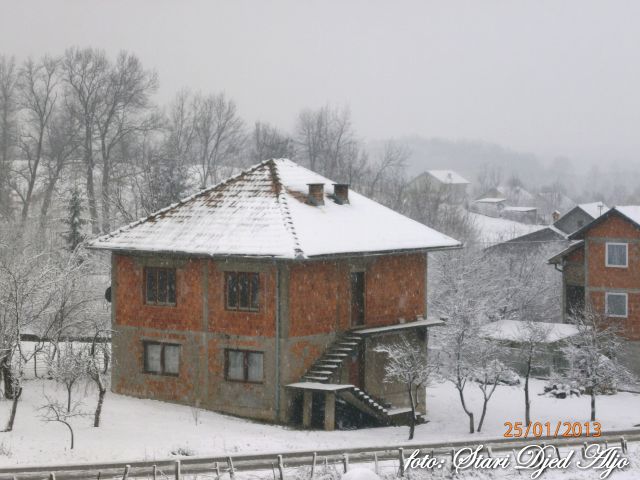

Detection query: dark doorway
xmin=350 ymin=272 xmax=365 ymax=327
xmin=566 ymin=285 xmax=585 ymax=315
xmin=347 ymin=347 xmax=365 ymax=389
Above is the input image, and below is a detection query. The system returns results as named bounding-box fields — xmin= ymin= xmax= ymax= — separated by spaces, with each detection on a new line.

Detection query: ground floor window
xmin=605 ymin=292 xmax=628 ymax=318
xmin=143 ymin=341 xmax=181 ymax=376
xmin=225 ymin=349 xmax=264 ymax=383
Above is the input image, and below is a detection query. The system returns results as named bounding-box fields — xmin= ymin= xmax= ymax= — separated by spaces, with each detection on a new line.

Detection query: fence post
xmin=97 ymin=472 xmax=101 ymax=480
xmin=228 ymin=457 xmax=236 ymax=479
xmin=277 ymin=454 xmax=285 ymax=480
xmin=122 ymin=465 xmax=130 ymax=480
xmin=398 ymin=448 xmax=405 ymax=477
xmin=49 ymin=473 xmax=55 ymax=480
xmin=310 ymin=452 xmax=317 ymax=479
xmin=152 ymin=465 xmax=157 ymax=480
xmin=342 ymin=453 xmax=349 ymax=473
xmin=215 ymin=461 xmax=220 ymax=480
xmin=175 ymin=460 xmax=181 ymax=480
xmin=374 ymin=453 xmax=379 ymax=474
xmin=620 ymin=437 xmax=628 ymax=454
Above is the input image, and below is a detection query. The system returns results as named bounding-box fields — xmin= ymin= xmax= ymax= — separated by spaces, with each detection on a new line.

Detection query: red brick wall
xmin=114 ymin=255 xmax=204 ymax=331
xmin=288 ymin=253 xmax=427 ymax=336
xmin=583 ymin=213 xmax=640 ymax=340
xmin=207 ymin=263 xmax=277 ymax=337
xmin=365 ymin=253 xmax=426 ymax=327
xmin=289 ymin=261 xmax=348 ymax=337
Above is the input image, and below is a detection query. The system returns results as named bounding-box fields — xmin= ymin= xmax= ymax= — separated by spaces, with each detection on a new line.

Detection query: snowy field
xmin=0 ymin=378 xmax=638 ymax=468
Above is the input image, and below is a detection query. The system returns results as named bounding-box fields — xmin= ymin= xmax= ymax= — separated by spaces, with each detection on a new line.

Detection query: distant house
xmin=89 ymin=159 xmax=461 ymax=430
xmin=548 ymin=206 xmax=640 ymax=374
xmin=410 ymin=169 xmax=470 ymax=203
xmin=472 ymin=197 xmax=506 ymax=218
xmin=479 ymin=320 xmax=580 ymax=376
xmin=481 ymin=185 xmax=536 ymax=207
xmin=553 ymin=202 xmax=607 ymax=235
xmin=502 ymin=206 xmax=538 ymax=224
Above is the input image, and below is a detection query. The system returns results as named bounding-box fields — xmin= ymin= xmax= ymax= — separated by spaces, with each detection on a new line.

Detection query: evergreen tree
xmin=62 ymin=188 xmax=87 ymax=251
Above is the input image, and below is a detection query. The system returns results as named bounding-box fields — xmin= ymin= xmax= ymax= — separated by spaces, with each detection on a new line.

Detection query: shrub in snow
xmin=543 ymin=381 xmax=583 ymax=399
xmin=170 ymin=445 xmax=196 ymax=457
xmin=342 ymin=468 xmax=381 ymax=480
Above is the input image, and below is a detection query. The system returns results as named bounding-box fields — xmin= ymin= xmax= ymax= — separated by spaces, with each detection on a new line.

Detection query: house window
xmin=145 ymin=267 xmax=176 ymax=305
xmin=606 ymin=243 xmax=628 ymax=267
xmin=143 ymin=341 xmax=181 ymax=375
xmin=605 ymin=292 xmax=628 ymax=318
xmin=225 ymin=272 xmax=259 ymax=311
xmin=225 ymin=349 xmax=263 ymax=383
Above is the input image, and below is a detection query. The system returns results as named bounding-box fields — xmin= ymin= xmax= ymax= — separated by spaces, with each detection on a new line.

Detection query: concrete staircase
xmin=299 ymin=332 xmax=416 ymax=427
xmin=301 ymin=333 xmax=363 ymax=383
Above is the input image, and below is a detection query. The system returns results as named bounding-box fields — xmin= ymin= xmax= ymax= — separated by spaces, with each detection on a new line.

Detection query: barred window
xmin=225 ymin=272 xmax=259 ymax=311
xmin=145 ymin=267 xmax=176 ymax=305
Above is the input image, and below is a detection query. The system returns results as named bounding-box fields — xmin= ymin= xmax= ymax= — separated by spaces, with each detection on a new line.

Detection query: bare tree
xmin=39 ymin=108 xmax=81 ymax=226
xmin=365 ymin=140 xmax=409 ymax=199
xmin=192 ymin=92 xmax=245 ymax=188
xmin=374 ymin=335 xmax=434 ymax=440
xmin=94 ymin=51 xmax=158 ymax=232
xmin=62 ymin=47 xmax=110 ymax=233
xmin=474 ymin=342 xmax=515 ymax=432
xmin=563 ymin=303 xmax=635 ymax=421
xmin=49 ymin=342 xmax=89 ymax=413
xmin=0 ymin=55 xmax=19 ymax=220
xmin=40 ymin=396 xmax=86 ymax=450
xmin=14 ymin=56 xmax=60 ymax=222
xmin=250 ymin=121 xmax=295 ymax=163
xmin=516 ymin=321 xmax=552 ymax=425
xmin=295 ymin=105 xmax=362 ymax=181
xmin=87 ymin=327 xmax=111 ymax=427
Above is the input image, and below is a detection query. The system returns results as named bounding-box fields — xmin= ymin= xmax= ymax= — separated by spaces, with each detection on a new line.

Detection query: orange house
xmin=549 ymin=206 xmax=640 ymax=373
xmin=90 ymin=159 xmax=460 ymax=429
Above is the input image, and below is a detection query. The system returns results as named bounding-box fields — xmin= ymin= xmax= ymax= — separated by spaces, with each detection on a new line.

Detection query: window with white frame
xmin=606 ymin=243 xmax=628 ymax=267
xmin=605 ymin=292 xmax=628 ymax=317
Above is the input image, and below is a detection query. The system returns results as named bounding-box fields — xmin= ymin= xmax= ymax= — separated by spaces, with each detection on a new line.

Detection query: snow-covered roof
xmin=89 ymin=159 xmax=461 ymax=259
xmin=469 ymin=211 xmax=546 ymax=245
xmin=475 ymin=197 xmax=506 ymax=204
xmin=578 ymin=202 xmax=607 ymax=219
xmin=503 ymin=206 xmax=536 ymax=212
xmin=479 ymin=320 xmax=580 ymax=343
xmin=614 ymin=205 xmax=640 ymax=225
xmin=426 ymin=170 xmax=470 ymax=185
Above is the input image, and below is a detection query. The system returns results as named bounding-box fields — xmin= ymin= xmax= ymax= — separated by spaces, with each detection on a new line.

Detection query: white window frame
xmin=605 ymin=242 xmax=628 ymax=268
xmin=605 ymin=292 xmax=628 ymax=318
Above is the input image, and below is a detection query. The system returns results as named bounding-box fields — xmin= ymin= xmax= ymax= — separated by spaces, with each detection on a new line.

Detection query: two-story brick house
xmin=549 ymin=206 xmax=640 ymax=373
xmin=89 ymin=159 xmax=460 ymax=430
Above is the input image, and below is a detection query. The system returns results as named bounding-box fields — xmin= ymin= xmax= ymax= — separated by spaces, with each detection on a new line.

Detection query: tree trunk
xmin=457 ymin=386 xmax=475 ymax=434
xmin=524 ymin=357 xmax=532 ymax=425
xmin=1 ymin=363 xmax=15 ymax=399
xmin=94 ymin=385 xmax=106 ymax=427
xmin=3 ymin=386 xmax=22 ymax=432
xmin=62 ymin=420 xmax=74 ymax=450
xmin=477 ymin=397 xmax=488 ymax=432
xmin=100 ymin=147 xmax=111 ymax=232
xmin=590 ymin=391 xmax=596 ymax=422
xmin=407 ymin=383 xmax=416 ymax=440
xmin=66 ymin=384 xmax=72 ymax=413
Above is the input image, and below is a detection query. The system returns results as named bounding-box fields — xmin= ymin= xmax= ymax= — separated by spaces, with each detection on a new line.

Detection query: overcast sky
xmin=2 ymin=0 xmax=639 ymax=165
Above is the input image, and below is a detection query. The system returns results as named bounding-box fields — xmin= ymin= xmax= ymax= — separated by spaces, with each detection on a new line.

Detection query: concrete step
xmin=303 ymin=375 xmax=330 ymax=382
xmin=308 ymin=370 xmax=334 ymax=376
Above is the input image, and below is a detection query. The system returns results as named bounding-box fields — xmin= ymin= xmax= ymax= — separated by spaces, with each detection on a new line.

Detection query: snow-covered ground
xmin=0 ymin=378 xmax=638 ymax=467
xmin=469 ymin=212 xmax=545 ymax=246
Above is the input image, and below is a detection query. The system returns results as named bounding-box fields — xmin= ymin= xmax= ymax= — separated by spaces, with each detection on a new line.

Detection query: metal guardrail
xmin=2 ymin=427 xmax=639 ymax=480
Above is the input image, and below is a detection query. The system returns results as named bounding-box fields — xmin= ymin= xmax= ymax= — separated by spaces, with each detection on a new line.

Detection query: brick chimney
xmin=552 ymin=210 xmax=561 ymax=223
xmin=307 ymin=183 xmax=325 ymax=206
xmin=333 ymin=184 xmax=350 ymax=204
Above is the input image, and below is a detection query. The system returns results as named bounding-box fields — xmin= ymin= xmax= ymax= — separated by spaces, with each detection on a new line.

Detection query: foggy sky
xmin=2 ymin=0 xmax=639 ymax=165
